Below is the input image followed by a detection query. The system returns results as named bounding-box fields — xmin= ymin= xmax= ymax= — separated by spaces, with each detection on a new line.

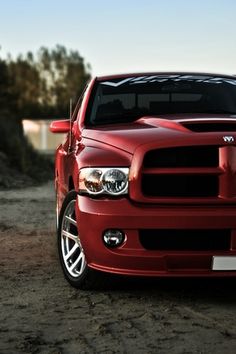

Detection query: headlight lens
xmin=84 ymin=169 xmax=103 ymax=193
xmin=79 ymin=167 xmax=129 ymax=195
xmin=102 ymin=169 xmax=128 ymax=194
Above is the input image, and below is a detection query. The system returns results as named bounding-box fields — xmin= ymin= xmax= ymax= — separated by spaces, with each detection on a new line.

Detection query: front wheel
xmin=58 ymin=190 xmax=98 ymax=289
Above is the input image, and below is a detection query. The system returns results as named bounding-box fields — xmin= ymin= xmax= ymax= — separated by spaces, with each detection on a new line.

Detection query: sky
xmin=0 ymin=0 xmax=236 ymax=76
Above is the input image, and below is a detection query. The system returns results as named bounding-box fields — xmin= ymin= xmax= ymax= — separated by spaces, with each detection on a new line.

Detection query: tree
xmin=7 ymin=45 xmax=91 ymax=118
xmin=0 ymin=58 xmax=17 ymax=117
xmin=0 ymin=45 xmax=91 ymax=182
xmin=7 ymin=54 xmax=42 ymax=117
xmin=0 ymin=57 xmax=27 ymax=171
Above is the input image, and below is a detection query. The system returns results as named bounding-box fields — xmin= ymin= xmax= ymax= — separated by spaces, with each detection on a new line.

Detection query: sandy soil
xmin=1 ymin=182 xmax=236 ymax=354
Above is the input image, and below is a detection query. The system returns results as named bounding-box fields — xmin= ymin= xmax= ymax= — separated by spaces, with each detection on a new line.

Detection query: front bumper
xmin=76 ymin=196 xmax=236 ymax=277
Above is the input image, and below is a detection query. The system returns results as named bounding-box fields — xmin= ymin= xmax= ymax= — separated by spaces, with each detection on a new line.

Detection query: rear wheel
xmin=58 ymin=191 xmax=98 ymax=289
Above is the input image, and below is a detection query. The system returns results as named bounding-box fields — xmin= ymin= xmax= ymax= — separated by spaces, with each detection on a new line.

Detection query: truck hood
xmin=82 ymin=114 xmax=236 ymax=154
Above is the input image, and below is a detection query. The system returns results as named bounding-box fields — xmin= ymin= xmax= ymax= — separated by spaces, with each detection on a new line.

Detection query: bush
xmin=0 ymin=116 xmax=53 ymax=185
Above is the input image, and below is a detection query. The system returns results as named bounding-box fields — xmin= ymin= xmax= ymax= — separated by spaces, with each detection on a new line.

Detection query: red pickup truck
xmin=50 ymin=72 xmax=236 ymax=288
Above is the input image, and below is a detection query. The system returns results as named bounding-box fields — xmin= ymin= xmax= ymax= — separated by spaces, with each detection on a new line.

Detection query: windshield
xmin=86 ymin=74 xmax=236 ymax=126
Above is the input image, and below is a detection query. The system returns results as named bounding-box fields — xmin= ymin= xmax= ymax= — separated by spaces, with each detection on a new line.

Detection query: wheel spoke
xmin=65 ymin=215 xmax=77 ymax=226
xmin=69 ymin=252 xmax=83 ymax=272
xmin=65 ymin=235 xmax=70 ymax=254
xmin=80 ymin=253 xmax=86 ymax=273
xmin=62 ymin=230 xmax=77 ymax=243
xmin=65 ymin=243 xmax=79 ymax=261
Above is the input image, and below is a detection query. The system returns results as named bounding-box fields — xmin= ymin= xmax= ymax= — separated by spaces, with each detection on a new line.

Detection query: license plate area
xmin=212 ymin=256 xmax=236 ymax=270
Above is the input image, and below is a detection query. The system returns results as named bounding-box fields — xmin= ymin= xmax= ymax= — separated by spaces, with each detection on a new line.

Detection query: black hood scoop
xmin=181 ymin=120 xmax=236 ymax=132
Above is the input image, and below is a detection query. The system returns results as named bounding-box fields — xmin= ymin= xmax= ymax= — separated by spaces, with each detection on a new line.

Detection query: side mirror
xmin=50 ymin=119 xmax=70 ymax=133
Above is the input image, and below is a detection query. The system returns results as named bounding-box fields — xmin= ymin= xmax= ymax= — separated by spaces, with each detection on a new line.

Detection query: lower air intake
xmin=139 ymin=229 xmax=231 ymax=251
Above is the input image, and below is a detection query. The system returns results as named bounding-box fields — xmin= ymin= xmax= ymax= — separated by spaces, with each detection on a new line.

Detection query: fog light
xmin=103 ymin=230 xmax=125 ymax=248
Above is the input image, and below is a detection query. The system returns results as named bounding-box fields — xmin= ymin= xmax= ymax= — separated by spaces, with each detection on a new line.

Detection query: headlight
xmin=79 ymin=167 xmax=129 ymax=195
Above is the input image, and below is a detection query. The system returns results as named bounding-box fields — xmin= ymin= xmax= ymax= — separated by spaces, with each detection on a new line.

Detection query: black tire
xmin=58 ymin=190 xmax=101 ymax=289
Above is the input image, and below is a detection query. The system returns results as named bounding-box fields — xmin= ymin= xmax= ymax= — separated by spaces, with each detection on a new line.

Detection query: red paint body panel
xmin=50 ymin=72 xmax=236 ymax=277
xmin=76 ymin=196 xmax=236 ymax=276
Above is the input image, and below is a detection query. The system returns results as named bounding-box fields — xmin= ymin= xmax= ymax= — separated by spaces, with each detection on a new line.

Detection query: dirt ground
xmin=1 ymin=182 xmax=236 ymax=354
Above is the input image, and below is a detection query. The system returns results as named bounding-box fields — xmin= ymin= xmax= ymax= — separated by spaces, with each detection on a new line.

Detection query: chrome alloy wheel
xmin=61 ymin=199 xmax=86 ymax=278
